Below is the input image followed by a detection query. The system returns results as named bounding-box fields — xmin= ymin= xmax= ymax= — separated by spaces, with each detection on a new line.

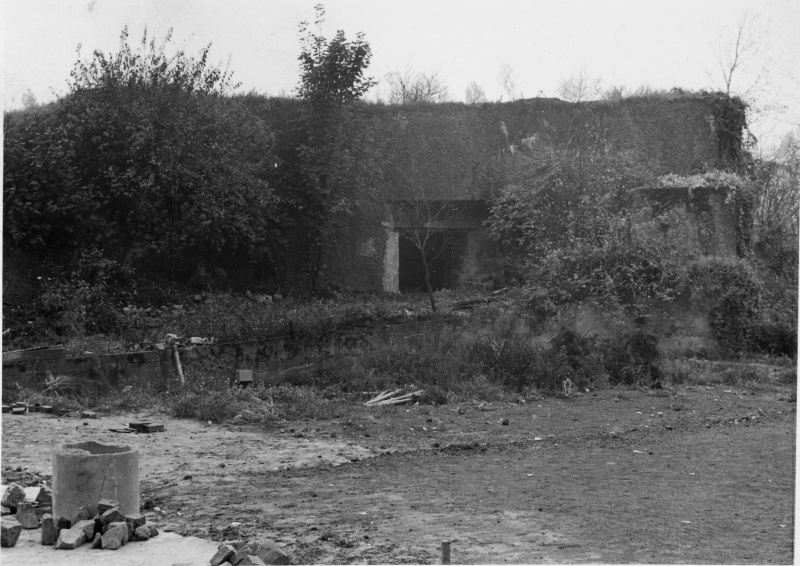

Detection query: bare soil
xmin=2 ymin=380 xmax=795 ymax=564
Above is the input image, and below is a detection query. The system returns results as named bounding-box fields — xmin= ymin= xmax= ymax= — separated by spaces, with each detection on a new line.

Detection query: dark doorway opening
xmin=398 ymin=231 xmax=467 ymax=292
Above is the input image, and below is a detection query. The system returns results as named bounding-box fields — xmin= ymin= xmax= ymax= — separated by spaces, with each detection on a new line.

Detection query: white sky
xmin=2 ymin=0 xmax=799 ymax=149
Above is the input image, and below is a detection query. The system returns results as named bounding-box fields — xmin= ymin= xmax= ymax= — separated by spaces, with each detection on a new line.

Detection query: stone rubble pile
xmin=210 ymin=538 xmax=291 ymax=565
xmin=0 ymin=485 xmax=158 ymax=551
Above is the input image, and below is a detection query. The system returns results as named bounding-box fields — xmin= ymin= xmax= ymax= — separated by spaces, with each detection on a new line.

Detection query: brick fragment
xmin=106 ymin=520 xmax=131 ymax=542
xmin=71 ymin=505 xmax=93 ymax=525
xmin=101 ymin=525 xmax=126 ymax=550
xmin=97 ymin=499 xmax=119 ymax=514
xmin=74 ymin=518 xmax=96 ymax=540
xmin=34 ymin=505 xmax=53 ymax=518
xmin=15 ymin=502 xmax=40 ymax=529
xmin=125 ymin=513 xmax=146 ymax=529
xmin=133 ymin=524 xmax=151 ymax=541
xmin=41 ymin=514 xmax=58 ymax=545
xmin=100 ymin=507 xmax=125 ymax=526
xmin=142 ymin=423 xmax=165 ymax=433
xmin=257 ymin=548 xmax=291 ymax=565
xmin=56 ymin=526 xmax=86 ymax=549
xmin=232 ymin=546 xmax=254 ymax=565
xmin=1 ymin=483 xmax=26 ymax=508
xmin=210 ymin=544 xmax=236 ymax=566
xmin=1 ymin=517 xmax=23 ymax=547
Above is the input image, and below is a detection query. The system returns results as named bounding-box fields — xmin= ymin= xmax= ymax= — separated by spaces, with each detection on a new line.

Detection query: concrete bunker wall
xmin=319 ymin=96 xmax=729 ymax=293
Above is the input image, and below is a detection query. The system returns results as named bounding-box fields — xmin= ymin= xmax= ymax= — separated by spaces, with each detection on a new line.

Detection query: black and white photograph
xmin=2 ymin=1 xmax=798 ymax=563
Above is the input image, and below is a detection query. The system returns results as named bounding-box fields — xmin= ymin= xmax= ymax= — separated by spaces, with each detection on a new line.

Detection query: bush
xmin=689 ymin=257 xmax=763 ymax=352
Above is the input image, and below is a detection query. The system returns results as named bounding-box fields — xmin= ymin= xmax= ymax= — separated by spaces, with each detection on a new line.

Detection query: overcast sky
xmin=3 ymin=0 xmax=799 ymax=148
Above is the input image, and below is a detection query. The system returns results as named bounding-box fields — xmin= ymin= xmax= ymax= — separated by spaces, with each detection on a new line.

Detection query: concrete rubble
xmin=211 ymin=539 xmax=292 ymax=565
xmin=0 ymin=486 xmax=160 ymax=553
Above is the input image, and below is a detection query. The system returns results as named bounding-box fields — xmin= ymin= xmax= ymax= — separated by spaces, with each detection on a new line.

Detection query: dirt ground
xmin=2 ymin=379 xmax=796 ymax=564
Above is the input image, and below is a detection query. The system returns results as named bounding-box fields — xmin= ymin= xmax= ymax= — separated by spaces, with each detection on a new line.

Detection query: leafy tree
xmin=292 ymin=4 xmax=377 ymax=289
xmin=4 ymin=26 xmax=280 ymax=280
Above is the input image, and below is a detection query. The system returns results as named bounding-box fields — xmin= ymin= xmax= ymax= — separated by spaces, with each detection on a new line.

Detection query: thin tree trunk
xmin=419 ymin=247 xmax=437 ymax=312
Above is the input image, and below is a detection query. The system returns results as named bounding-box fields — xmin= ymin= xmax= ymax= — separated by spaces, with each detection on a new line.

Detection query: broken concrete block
xmin=15 ymin=502 xmax=40 ymax=529
xmin=232 ymin=546 xmax=254 ymax=565
xmin=34 ymin=505 xmax=53 ymax=519
xmin=124 ymin=513 xmax=146 ymax=529
xmin=1 ymin=483 xmax=26 ymax=508
xmin=142 ymin=423 xmax=165 ymax=433
xmin=257 ymin=548 xmax=292 ymax=565
xmin=133 ymin=524 xmax=151 ymax=541
xmin=148 ymin=524 xmax=159 ymax=537
xmin=107 ymin=520 xmax=131 ymax=542
xmin=100 ymin=507 xmax=125 ymax=526
xmin=39 ymin=405 xmax=53 ymax=413
xmin=91 ymin=532 xmax=102 ymax=549
xmin=1 ymin=517 xmax=23 ymax=547
xmin=41 ymin=514 xmax=58 ymax=545
xmin=70 ymin=505 xmax=93 ymax=525
xmin=1 ymin=405 xmax=9 ymax=413
xmin=11 ymin=407 xmax=26 ymax=415
xmin=56 ymin=526 xmax=86 ymax=549
xmin=211 ymin=544 xmax=237 ymax=566
xmin=97 ymin=498 xmax=119 ymax=514
xmin=74 ymin=518 xmax=96 ymax=540
xmin=240 ymin=555 xmax=267 ymax=565
xmin=101 ymin=525 xmax=126 ymax=550
xmin=222 ymin=539 xmax=247 ymax=550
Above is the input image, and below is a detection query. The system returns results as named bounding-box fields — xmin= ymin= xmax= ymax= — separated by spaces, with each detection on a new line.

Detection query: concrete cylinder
xmin=52 ymin=441 xmax=139 ymax=519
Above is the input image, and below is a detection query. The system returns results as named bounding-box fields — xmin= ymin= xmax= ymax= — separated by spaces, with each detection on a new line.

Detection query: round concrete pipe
xmin=52 ymin=441 xmax=139 ymax=519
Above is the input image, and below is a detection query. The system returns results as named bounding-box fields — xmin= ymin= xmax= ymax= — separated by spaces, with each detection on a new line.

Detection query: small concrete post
xmin=441 ymin=540 xmax=451 ymax=564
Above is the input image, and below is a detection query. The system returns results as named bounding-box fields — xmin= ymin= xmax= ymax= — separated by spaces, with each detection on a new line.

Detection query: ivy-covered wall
xmin=311 ymin=94 xmax=742 ymax=292
xmin=633 ymin=186 xmax=739 ymax=257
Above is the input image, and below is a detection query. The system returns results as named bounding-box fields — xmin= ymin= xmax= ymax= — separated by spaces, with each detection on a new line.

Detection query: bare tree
xmin=359 ymin=114 xmax=486 ymax=311
xmin=557 ymin=71 xmax=603 ymax=102
xmin=387 ymin=69 xmax=449 ymax=104
xmin=497 ymin=63 xmax=520 ymax=102
xmin=465 ymin=81 xmax=487 ymax=104
xmin=710 ymin=11 xmax=764 ymax=98
xmin=753 ymin=130 xmax=800 ymax=243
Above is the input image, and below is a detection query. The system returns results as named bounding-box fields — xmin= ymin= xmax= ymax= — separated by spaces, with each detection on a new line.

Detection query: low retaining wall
xmin=2 ymin=304 xmax=718 ymax=390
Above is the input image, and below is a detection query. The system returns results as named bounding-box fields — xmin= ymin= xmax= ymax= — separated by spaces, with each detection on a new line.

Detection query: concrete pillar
xmin=383 ymin=229 xmax=399 ymax=292
xmin=52 ymin=441 xmax=139 ymax=519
